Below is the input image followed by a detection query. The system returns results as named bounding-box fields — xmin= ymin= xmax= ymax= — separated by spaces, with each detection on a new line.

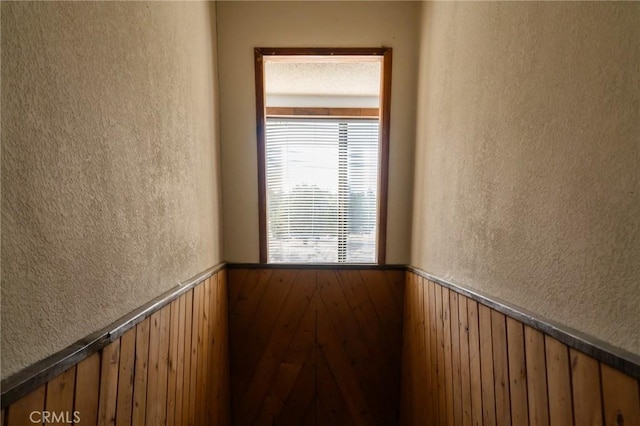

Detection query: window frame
xmin=255 ymin=47 xmax=392 ymax=264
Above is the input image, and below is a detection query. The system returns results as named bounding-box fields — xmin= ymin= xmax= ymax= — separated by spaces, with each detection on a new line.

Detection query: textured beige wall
xmin=1 ymin=1 xmax=223 ymax=378
xmin=217 ymin=1 xmax=419 ymax=263
xmin=412 ymin=2 xmax=640 ymax=355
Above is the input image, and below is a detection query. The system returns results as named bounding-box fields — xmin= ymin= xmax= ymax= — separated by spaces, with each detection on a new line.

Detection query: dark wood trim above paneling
xmin=226 ymin=263 xmax=406 ymax=271
xmin=0 ymin=263 xmax=226 ymax=409
xmin=407 ymin=266 xmax=640 ymax=380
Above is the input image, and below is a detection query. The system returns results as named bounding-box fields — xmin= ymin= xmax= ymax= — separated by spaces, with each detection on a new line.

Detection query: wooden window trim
xmin=255 ymin=47 xmax=392 ymax=264
xmin=266 ymin=107 xmax=379 ymax=118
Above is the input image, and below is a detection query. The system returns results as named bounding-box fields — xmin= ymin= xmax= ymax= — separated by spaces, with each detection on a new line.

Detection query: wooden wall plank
xmin=479 ymin=304 xmax=496 ymax=426
xmin=98 ymin=340 xmax=121 ymax=426
xmin=570 ymin=349 xmax=603 ymax=426
xmin=545 ymin=336 xmax=573 ymax=426
xmin=428 ymin=280 xmax=441 ymax=425
xmin=75 ymin=352 xmax=101 ymax=426
xmin=491 ymin=310 xmax=511 ymax=426
xmin=442 ymin=288 xmax=455 ymax=426
xmin=189 ymin=285 xmax=203 ymax=426
xmin=229 ymin=267 xmax=403 ymax=426
xmin=181 ymin=290 xmax=194 ymax=426
xmin=435 ymin=283 xmax=448 ymax=426
xmin=206 ymin=276 xmax=222 ymax=423
xmin=115 ymin=328 xmax=136 ymax=426
xmin=238 ymin=271 xmax=314 ymax=424
xmin=506 ymin=317 xmax=529 ymax=426
xmin=6 ymin=385 xmax=45 ymax=426
xmin=450 ymin=291 xmax=463 ymax=426
xmin=317 ymin=298 xmax=377 ymax=425
xmin=525 ymin=326 xmax=550 ymax=426
xmin=423 ymin=277 xmax=434 ymax=426
xmin=399 ymin=270 xmax=640 ymax=426
xmin=467 ymin=299 xmax=483 ymax=426
xmin=174 ymin=295 xmax=187 ymax=425
xmin=458 ymin=295 xmax=473 ymax=426
xmin=156 ymin=306 xmax=171 ymax=425
xmin=196 ymin=279 xmax=211 ymax=426
xmin=3 ymin=271 xmax=229 ymax=426
xmin=216 ymin=269 xmax=232 ymax=426
xmin=411 ymin=275 xmax=427 ymax=426
xmin=132 ymin=318 xmax=150 ymax=426
xmin=166 ymin=299 xmax=180 ymax=426
xmin=45 ymin=366 xmax=76 ymax=425
xmin=601 ymin=363 xmax=640 ymax=426
xmin=145 ymin=311 xmax=162 ymax=426
xmin=399 ymin=273 xmax=414 ymax=426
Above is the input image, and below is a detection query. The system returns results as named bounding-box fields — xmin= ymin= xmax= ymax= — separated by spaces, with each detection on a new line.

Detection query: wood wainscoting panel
xmin=228 ymin=267 xmax=405 ymax=426
xmin=3 ymin=268 xmax=230 ymax=426
xmin=400 ymin=270 xmax=640 ymax=426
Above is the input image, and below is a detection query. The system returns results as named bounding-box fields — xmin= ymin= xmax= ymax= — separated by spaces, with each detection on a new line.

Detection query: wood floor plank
xmin=570 ymin=349 xmax=603 ymax=426
xmin=601 ymin=363 xmax=640 ymax=426
xmin=458 ymin=295 xmax=473 ymax=426
xmin=45 ymin=367 xmax=76 ymax=426
xmin=545 ymin=336 xmax=573 ymax=426
xmin=524 ymin=326 xmax=549 ymax=426
xmin=115 ymin=328 xmax=136 ymax=426
xmin=491 ymin=310 xmax=511 ymax=426
xmin=507 ymin=317 xmax=529 ymax=426
xmin=98 ymin=340 xmax=121 ymax=426
xmin=479 ymin=304 xmax=496 ymax=426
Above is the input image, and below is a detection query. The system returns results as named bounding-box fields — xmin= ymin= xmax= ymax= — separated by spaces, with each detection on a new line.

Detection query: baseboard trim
xmin=0 ymin=262 xmax=226 ymax=409
xmin=407 ymin=265 xmax=640 ymax=380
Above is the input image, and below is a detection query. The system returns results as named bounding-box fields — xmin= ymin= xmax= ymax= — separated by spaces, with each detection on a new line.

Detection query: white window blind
xmin=265 ymin=117 xmax=380 ymax=263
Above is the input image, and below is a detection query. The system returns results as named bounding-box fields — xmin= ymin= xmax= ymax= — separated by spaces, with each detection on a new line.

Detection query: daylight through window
xmin=255 ymin=48 xmax=392 ymax=264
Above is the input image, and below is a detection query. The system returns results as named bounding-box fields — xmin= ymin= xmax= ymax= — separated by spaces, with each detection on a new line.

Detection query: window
xmin=255 ymin=48 xmax=392 ymax=264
